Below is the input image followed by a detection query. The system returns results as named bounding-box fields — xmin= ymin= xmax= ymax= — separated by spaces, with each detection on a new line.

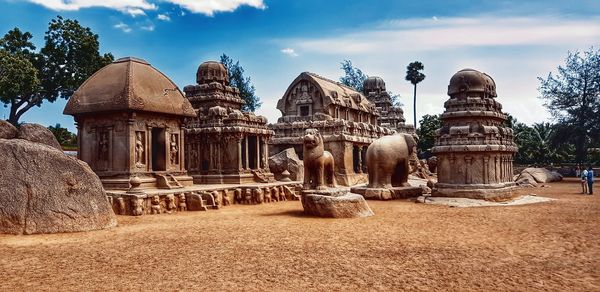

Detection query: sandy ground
xmin=1 ymin=179 xmax=599 ymax=291
xmin=418 ymin=194 xmax=556 ymax=207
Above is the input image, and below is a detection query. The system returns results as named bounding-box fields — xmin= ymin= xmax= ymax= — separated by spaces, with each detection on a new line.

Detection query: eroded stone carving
xmin=132 ymin=197 xmax=144 ymax=216
xmin=151 ymin=195 xmax=162 ymax=214
xmin=166 ymin=194 xmax=177 ymax=213
xmin=366 ymin=133 xmax=416 ymax=188
xmin=178 ymin=193 xmax=187 ymax=211
xmin=303 ymin=129 xmax=336 ymax=190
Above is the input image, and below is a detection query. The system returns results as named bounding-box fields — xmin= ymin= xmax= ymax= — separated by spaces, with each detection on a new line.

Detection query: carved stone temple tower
xmin=184 ymin=61 xmax=275 ymax=184
xmin=362 ymin=76 xmax=415 ymax=134
xmin=431 ymin=69 xmax=517 ymax=200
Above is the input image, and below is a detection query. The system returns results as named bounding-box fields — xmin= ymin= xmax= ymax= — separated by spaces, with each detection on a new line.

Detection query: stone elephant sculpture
xmin=366 ymin=133 xmax=417 ymax=188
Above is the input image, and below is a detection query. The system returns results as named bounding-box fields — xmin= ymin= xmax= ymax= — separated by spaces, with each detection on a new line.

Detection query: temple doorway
xmin=152 ymin=128 xmax=166 ymax=171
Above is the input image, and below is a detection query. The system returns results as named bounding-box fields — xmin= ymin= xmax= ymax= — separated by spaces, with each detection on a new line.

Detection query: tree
xmin=0 ymin=16 xmax=113 ymax=126
xmin=339 ymin=60 xmax=367 ymax=92
xmin=48 ymin=123 xmax=77 ymax=148
xmin=220 ymin=54 xmax=261 ymax=112
xmin=538 ymin=47 xmax=600 ymax=163
xmin=405 ymin=61 xmax=425 ymax=128
xmin=416 ymin=114 xmax=441 ymax=158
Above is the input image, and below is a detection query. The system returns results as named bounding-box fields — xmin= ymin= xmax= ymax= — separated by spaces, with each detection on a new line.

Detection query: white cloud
xmin=113 ymin=22 xmax=132 ymax=33
xmin=157 ymin=13 xmax=171 ymax=21
xmin=290 ymin=16 xmax=600 ymax=55
xmin=27 ymin=0 xmax=156 ymax=14
xmin=140 ymin=24 xmax=155 ymax=31
xmin=163 ymin=0 xmax=266 ymax=16
xmin=125 ymin=7 xmax=146 ymax=17
xmin=280 ymin=48 xmax=298 ymax=57
xmin=27 ymin=0 xmax=266 ymax=16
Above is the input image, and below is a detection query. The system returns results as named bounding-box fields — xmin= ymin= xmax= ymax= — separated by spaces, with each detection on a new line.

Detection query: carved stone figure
xmin=165 ymin=194 xmax=177 ymax=213
xmin=243 ymin=189 xmax=252 ymax=204
xmin=221 ymin=191 xmax=231 ymax=206
xmin=132 ymin=197 xmax=144 ymax=216
xmin=151 ymin=195 xmax=162 ymax=214
xmin=271 ymin=187 xmax=279 ymax=202
xmin=278 ymin=186 xmax=287 ymax=201
xmin=178 ymin=193 xmax=187 ymax=211
xmin=135 ymin=131 xmax=145 ymax=167
xmin=252 ymin=188 xmax=264 ymax=204
xmin=234 ymin=188 xmax=243 ymax=204
xmin=302 ymin=128 xmax=336 ymax=190
xmin=365 ymin=133 xmax=416 ymax=188
xmin=264 ymin=188 xmax=272 ymax=203
xmin=98 ymin=131 xmax=109 ymax=162
xmin=170 ymin=134 xmax=179 ymax=165
xmin=117 ymin=197 xmax=126 ymax=215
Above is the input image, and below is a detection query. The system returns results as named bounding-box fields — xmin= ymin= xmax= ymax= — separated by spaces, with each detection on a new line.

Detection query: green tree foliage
xmin=506 ymin=115 xmax=574 ymax=165
xmin=0 ymin=16 xmax=113 ymax=126
xmin=48 ymin=123 xmax=77 ymax=148
xmin=416 ymin=114 xmax=441 ymax=158
xmin=405 ymin=61 xmax=426 ymax=128
xmin=220 ymin=54 xmax=261 ymax=112
xmin=538 ymin=47 xmax=600 ymax=163
xmin=340 ymin=60 xmax=367 ymax=92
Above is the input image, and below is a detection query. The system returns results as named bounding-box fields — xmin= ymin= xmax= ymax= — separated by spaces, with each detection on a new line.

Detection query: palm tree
xmin=405 ymin=61 xmax=426 ymax=128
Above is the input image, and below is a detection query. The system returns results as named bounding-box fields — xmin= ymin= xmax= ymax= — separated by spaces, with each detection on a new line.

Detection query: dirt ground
xmin=1 ymin=179 xmax=599 ymax=291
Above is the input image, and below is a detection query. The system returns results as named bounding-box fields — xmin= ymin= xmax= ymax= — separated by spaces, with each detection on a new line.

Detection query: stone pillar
xmin=147 ymin=126 xmax=153 ymax=171
xmin=237 ymin=138 xmax=243 ymax=171
xmin=244 ymin=136 xmax=249 ymax=170
xmin=255 ymin=136 xmax=260 ymax=170
xmin=357 ymin=146 xmax=363 ymax=173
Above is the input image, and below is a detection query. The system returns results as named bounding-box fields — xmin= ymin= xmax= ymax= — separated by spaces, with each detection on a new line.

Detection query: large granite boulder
xmin=515 ymin=172 xmax=538 ymax=187
xmin=269 ymin=148 xmax=304 ymax=181
xmin=301 ymin=189 xmax=374 ymax=218
xmin=17 ymin=123 xmax=62 ymax=150
xmin=0 ymin=139 xmax=117 ymax=235
xmin=517 ymin=168 xmax=563 ymax=184
xmin=0 ymin=120 xmax=18 ymax=139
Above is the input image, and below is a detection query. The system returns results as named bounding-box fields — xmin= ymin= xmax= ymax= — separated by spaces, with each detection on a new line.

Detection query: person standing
xmin=581 ymin=167 xmax=588 ymax=194
xmin=587 ymin=166 xmax=594 ymax=195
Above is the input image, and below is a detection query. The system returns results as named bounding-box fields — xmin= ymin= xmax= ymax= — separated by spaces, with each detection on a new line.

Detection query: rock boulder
xmin=301 ymin=190 xmax=374 ymax=218
xmin=517 ymin=168 xmax=563 ymax=184
xmin=17 ymin=123 xmax=62 ymax=150
xmin=269 ymin=148 xmax=304 ymax=181
xmin=0 ymin=139 xmax=117 ymax=235
xmin=0 ymin=120 xmax=18 ymax=139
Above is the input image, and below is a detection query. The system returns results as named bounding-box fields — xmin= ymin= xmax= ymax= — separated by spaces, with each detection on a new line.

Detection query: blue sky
xmin=1 ymin=0 xmax=599 ymax=132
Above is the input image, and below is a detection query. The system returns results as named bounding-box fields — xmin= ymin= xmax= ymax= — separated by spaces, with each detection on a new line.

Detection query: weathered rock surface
xmin=0 ymin=139 xmax=117 ymax=235
xmin=301 ymin=191 xmax=374 ymax=218
xmin=269 ymin=148 xmax=304 ymax=181
xmin=517 ymin=168 xmax=562 ymax=184
xmin=515 ymin=172 xmax=538 ymax=187
xmin=17 ymin=123 xmax=62 ymax=150
xmin=0 ymin=120 xmax=18 ymax=139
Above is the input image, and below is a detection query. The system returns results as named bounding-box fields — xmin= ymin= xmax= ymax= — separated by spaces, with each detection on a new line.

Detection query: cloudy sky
xmin=1 ymin=0 xmax=599 ymax=131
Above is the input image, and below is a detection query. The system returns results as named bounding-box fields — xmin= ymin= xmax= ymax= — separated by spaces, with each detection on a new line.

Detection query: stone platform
xmin=432 ymin=183 xmax=517 ymax=201
xmin=106 ymin=181 xmax=301 ymax=216
xmin=301 ymin=188 xmax=374 ymax=218
xmin=350 ymin=185 xmax=424 ymax=200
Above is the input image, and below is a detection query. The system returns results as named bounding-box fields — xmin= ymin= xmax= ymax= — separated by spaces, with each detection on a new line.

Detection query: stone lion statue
xmin=302 ymin=128 xmax=336 ymax=190
xmin=366 ymin=133 xmax=417 ymax=188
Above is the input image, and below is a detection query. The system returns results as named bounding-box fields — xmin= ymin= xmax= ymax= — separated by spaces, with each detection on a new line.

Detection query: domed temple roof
xmin=447 ymin=68 xmax=497 ymax=98
xmin=196 ymin=61 xmax=229 ymax=85
xmin=64 ymin=57 xmax=196 ymax=117
xmin=363 ymin=76 xmax=386 ymax=94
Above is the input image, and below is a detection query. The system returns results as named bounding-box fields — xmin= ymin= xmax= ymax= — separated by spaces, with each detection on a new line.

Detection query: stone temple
xmin=64 ymin=57 xmax=196 ymax=190
xmin=269 ymin=72 xmax=393 ymax=186
xmin=362 ymin=76 xmax=415 ymax=134
xmin=432 ymin=68 xmax=517 ymax=200
xmin=184 ymin=61 xmax=275 ymax=184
